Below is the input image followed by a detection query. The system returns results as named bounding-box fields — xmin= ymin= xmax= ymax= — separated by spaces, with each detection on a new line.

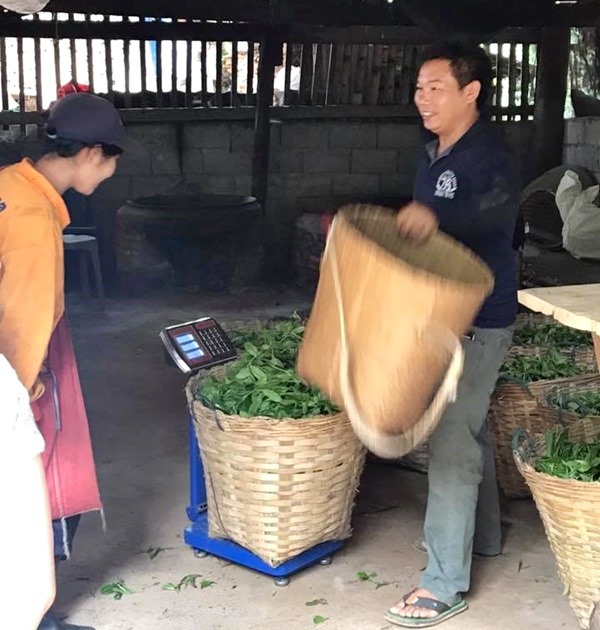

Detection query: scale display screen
xmin=160 ymin=317 xmax=237 ymax=373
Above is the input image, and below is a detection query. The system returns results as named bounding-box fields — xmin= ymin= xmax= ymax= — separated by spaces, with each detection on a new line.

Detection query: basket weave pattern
xmin=514 ymin=419 xmax=600 ymax=629
xmin=506 ymin=345 xmax=596 ymax=370
xmin=187 ymin=379 xmax=366 ymax=568
xmin=488 ymin=376 xmax=593 ymax=499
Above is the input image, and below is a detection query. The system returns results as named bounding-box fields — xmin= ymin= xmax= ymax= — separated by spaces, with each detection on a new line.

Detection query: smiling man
xmin=386 ymin=42 xmax=521 ymax=627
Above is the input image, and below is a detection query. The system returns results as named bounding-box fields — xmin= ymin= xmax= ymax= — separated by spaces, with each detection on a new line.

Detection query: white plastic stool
xmin=63 ymin=234 xmax=104 ymax=305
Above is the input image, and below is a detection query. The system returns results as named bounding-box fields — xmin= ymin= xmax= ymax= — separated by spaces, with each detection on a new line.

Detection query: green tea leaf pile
xmin=536 ymin=428 xmax=600 ymax=482
xmin=513 ymin=322 xmax=592 ymax=348
xmin=548 ymin=391 xmax=600 ymax=417
xmin=195 ymin=318 xmax=338 ymax=419
xmin=500 ymin=349 xmax=591 ymax=383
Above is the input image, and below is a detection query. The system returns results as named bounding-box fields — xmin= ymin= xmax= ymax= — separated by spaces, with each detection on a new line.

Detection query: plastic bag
xmin=556 ymin=169 xmax=600 ymax=260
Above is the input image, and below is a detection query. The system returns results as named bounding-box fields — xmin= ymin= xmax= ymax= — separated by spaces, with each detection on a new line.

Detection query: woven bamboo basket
xmin=397 ymin=440 xmax=430 ymax=474
xmin=506 ymin=344 xmax=597 ymax=370
xmin=488 ymin=374 xmax=595 ymax=499
xmin=512 ymin=312 xmax=596 ymax=369
xmin=186 ymin=371 xmax=366 ymax=568
xmin=539 ymin=375 xmax=600 ymax=423
xmin=514 ymin=419 xmax=600 ymax=629
xmin=514 ymin=312 xmax=557 ymax=329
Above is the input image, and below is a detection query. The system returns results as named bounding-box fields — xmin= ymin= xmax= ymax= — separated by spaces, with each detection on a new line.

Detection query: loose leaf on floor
xmin=356 ymin=570 xmax=389 ymax=589
xmin=144 ymin=546 xmax=169 ymax=560
xmin=100 ymin=580 xmax=133 ymax=600
xmin=356 ymin=571 xmax=376 ymax=582
xmin=313 ymin=616 xmax=328 ymax=625
xmin=161 ymin=574 xmax=211 ymax=593
xmin=306 ymin=598 xmax=328 ymax=606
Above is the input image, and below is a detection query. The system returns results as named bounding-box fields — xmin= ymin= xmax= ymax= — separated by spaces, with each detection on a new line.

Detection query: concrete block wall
xmin=86 ymin=116 xmax=533 ymax=279
xmin=564 ymin=118 xmax=600 ymax=180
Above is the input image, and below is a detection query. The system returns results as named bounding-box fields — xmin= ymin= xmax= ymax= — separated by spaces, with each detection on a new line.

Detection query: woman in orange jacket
xmin=0 ymin=92 xmax=134 ymax=630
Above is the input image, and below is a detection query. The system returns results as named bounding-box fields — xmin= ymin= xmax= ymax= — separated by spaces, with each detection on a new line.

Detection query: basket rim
xmin=336 ymin=204 xmax=494 ymax=292
xmin=514 ymin=425 xmax=600 ymax=489
xmin=189 ymin=393 xmax=348 ymax=425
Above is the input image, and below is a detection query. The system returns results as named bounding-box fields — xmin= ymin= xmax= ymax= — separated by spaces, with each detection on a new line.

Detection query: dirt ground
xmin=54 ymin=284 xmax=579 ymax=630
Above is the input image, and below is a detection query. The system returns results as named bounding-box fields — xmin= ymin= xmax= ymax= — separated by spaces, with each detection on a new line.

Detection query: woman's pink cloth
xmin=32 ymin=316 xmax=102 ymax=521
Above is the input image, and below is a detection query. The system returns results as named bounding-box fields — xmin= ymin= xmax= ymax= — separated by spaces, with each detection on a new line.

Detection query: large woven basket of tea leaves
xmin=514 ymin=419 xmax=600 ymax=629
xmin=489 ymin=349 xmax=595 ymax=499
xmin=186 ymin=319 xmax=366 ymax=568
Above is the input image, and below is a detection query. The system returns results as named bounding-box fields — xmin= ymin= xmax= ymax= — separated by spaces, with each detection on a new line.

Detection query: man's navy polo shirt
xmin=413 ymin=118 xmax=520 ymax=329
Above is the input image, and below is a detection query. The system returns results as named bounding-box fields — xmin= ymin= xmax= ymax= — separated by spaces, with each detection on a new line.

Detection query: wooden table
xmin=518 ymin=284 xmax=600 ymax=368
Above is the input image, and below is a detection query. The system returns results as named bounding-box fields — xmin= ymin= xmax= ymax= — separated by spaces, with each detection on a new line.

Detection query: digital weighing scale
xmin=160 ymin=317 xmax=342 ymax=586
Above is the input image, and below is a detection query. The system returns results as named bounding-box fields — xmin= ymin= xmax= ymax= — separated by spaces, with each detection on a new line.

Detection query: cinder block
xmin=130 ymin=175 xmax=180 ymax=198
xmin=377 ymin=122 xmax=422 ymax=149
xmin=584 ymin=118 xmax=600 ymax=144
xmin=329 ymin=122 xmax=377 ymax=149
xmin=281 ymin=122 xmax=329 ymax=150
xmin=269 ymin=150 xmax=303 ymax=174
xmin=95 ymin=175 xmax=133 ymax=201
xmin=333 ymin=173 xmax=380 ymax=195
xmin=125 ymin=123 xmax=181 ymax=176
xmin=231 ymin=123 xmax=255 ymax=152
xmin=563 ymin=119 xmax=585 ymax=146
xmin=116 ymin=151 xmax=152 ymax=177
xmin=303 ymin=150 xmax=351 ymax=174
xmin=187 ymin=123 xmax=232 ymax=150
xmin=380 ymin=173 xmax=415 ymax=197
xmin=352 ymin=149 xmax=397 ymax=174
xmin=284 ymin=174 xmax=333 ymax=197
xmin=202 ymin=149 xmax=251 ymax=175
xmin=295 ymin=196 xmax=338 ymax=213
xmin=182 ymin=148 xmax=204 ymax=176
xmin=187 ymin=175 xmax=236 ymax=194
xmin=397 ymin=149 xmax=419 ymax=177
xmin=234 ymin=174 xmax=252 ymax=195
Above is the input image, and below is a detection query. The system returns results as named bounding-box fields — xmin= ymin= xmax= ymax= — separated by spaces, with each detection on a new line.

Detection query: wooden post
xmin=251 ymin=29 xmax=280 ymax=209
xmin=531 ymin=27 xmax=570 ymax=180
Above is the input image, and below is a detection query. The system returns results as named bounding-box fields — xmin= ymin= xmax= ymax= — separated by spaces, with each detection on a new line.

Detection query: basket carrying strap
xmin=323 ymin=215 xmax=465 ymax=459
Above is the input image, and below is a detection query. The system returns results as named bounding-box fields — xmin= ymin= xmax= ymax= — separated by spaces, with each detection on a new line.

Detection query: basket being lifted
xmin=186 ymin=319 xmax=366 ymax=568
xmin=297 ymin=204 xmax=494 ymax=458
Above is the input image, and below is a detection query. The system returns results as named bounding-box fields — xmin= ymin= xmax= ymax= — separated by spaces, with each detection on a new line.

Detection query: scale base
xmin=184 ymin=515 xmax=342 ymax=586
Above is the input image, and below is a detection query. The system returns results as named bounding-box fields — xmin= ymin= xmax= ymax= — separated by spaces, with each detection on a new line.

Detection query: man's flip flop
xmin=385 ymin=591 xmax=468 ymax=628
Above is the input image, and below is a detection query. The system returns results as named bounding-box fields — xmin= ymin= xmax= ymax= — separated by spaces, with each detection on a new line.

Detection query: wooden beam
xmin=0 ymin=104 xmax=533 ymax=126
xmin=251 ymin=32 xmax=279 ymax=208
xmin=0 ymin=12 xmax=542 ymax=47
xmin=45 ymin=0 xmax=413 ymax=26
xmin=284 ymin=26 xmax=541 ymax=45
xmin=0 ymin=14 xmax=265 ymax=41
xmin=531 ymin=27 xmax=571 ymax=180
xmin=43 ymin=0 xmax=600 ymax=27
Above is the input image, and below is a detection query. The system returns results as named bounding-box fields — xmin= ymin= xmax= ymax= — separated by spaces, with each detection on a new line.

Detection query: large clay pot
xmin=116 ymin=194 xmax=263 ymax=294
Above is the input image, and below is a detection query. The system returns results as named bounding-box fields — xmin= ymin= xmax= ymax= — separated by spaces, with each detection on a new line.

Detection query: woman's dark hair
xmin=419 ymin=41 xmax=494 ymax=111
xmin=41 ymin=129 xmax=122 ymax=158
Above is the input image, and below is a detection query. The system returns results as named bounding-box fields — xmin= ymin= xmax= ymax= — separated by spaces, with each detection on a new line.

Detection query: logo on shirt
xmin=434 ymin=170 xmax=458 ymax=200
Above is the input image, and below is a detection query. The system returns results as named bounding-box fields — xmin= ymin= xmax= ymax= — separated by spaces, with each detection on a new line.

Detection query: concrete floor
xmin=55 ymin=285 xmax=578 ymax=630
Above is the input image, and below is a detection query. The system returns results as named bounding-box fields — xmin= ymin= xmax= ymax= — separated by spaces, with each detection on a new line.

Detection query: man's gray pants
xmin=419 ymin=325 xmax=513 ymax=605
